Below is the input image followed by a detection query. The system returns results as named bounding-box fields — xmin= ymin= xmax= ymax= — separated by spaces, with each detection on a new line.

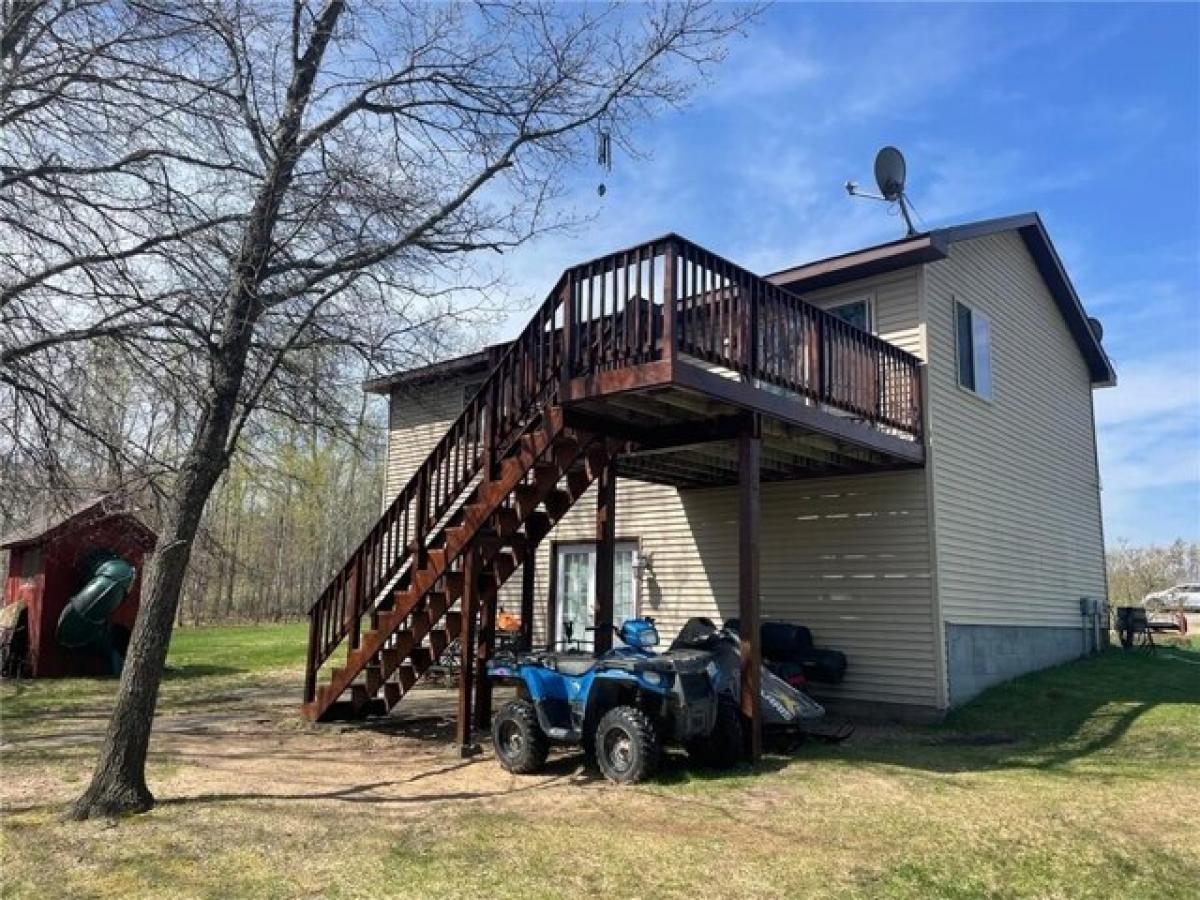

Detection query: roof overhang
xmin=365 ymin=214 xmax=1116 ymax=395
xmin=362 ymin=345 xmax=509 ymax=395
xmin=769 ymin=212 xmax=1116 ymax=387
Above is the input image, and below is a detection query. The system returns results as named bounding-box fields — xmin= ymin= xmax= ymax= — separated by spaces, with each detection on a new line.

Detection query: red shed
xmin=1 ymin=496 xmax=156 ymax=677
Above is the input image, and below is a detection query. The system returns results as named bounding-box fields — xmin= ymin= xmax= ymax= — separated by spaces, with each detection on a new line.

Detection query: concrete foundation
xmin=946 ymin=622 xmax=1087 ymax=707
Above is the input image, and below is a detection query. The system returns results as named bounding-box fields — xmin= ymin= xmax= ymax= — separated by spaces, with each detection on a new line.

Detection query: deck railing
xmin=561 ymin=235 xmax=923 ymax=435
xmin=305 ymin=234 xmax=923 ymax=701
xmin=303 ymin=275 xmax=568 ymax=700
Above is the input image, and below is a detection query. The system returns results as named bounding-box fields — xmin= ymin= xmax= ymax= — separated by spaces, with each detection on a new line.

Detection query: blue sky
xmin=490 ymin=2 xmax=1200 ymax=547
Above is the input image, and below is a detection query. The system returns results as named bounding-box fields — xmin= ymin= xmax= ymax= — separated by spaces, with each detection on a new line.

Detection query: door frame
xmin=546 ymin=536 xmax=641 ymax=649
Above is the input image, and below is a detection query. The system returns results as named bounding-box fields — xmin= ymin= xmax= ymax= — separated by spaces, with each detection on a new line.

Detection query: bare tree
xmin=0 ymin=0 xmax=752 ymax=818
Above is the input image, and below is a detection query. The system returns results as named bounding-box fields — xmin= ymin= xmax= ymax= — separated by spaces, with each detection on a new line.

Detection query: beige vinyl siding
xmin=509 ymin=471 xmax=938 ymax=708
xmin=382 ymin=382 xmax=464 ymax=505
xmin=799 ymin=267 xmax=925 ymax=359
xmin=924 ymin=232 xmax=1107 ymax=627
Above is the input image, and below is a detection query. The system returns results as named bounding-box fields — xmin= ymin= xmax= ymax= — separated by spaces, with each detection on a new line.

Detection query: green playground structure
xmin=55 ymin=553 xmax=137 ymax=675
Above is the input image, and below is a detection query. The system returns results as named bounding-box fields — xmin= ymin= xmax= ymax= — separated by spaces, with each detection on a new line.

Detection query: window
xmin=827 ymin=297 xmax=873 ymax=332
xmin=554 ymin=541 xmax=638 ymax=648
xmin=955 ymin=300 xmax=992 ymax=399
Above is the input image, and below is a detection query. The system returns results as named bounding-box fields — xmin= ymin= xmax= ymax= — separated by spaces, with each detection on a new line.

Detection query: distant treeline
xmin=1106 ymin=540 xmax=1199 ymax=607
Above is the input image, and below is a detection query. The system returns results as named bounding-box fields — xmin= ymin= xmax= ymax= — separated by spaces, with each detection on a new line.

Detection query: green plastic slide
xmin=56 ymin=554 xmax=136 ymax=675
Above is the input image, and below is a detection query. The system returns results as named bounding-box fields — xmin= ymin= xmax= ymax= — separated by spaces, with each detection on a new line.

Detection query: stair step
xmin=566 ymin=468 xmax=589 ymax=498
xmin=410 ymin=608 xmax=431 ymax=637
xmin=501 ymin=455 xmax=526 ymax=480
xmin=427 ymin=548 xmax=448 ymax=572
xmin=532 ymin=460 xmax=560 ymax=492
xmin=552 ymin=438 xmax=579 ymax=469
xmin=445 ymin=610 xmax=463 ymax=638
xmin=491 ymin=552 xmax=517 ymax=584
xmin=514 ymin=484 xmax=540 ymax=518
xmin=444 ymin=571 xmax=465 ymax=599
xmin=493 ymin=507 xmax=519 ymax=535
xmin=543 ymin=488 xmax=571 ymax=519
xmin=398 ymin=664 xmax=417 ymax=691
xmin=365 ymin=662 xmax=382 ymax=696
xmin=425 ymin=591 xmax=448 ymax=620
xmin=506 ymin=531 xmax=531 ymax=556
xmin=383 ymin=681 xmax=402 ymax=708
xmin=410 ymin=646 xmax=432 ymax=671
xmin=429 ymin=629 xmax=448 ymax=659
xmin=381 ymin=647 xmax=402 ymax=675
xmin=524 ymin=511 xmax=552 ymax=543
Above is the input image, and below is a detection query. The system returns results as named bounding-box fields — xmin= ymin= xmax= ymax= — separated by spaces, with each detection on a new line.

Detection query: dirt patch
xmin=0 ymin=682 xmax=596 ymax=818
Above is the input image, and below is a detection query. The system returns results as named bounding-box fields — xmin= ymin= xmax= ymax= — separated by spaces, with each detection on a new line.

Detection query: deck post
xmin=593 ymin=461 xmax=617 ymax=654
xmin=456 ymin=550 xmax=480 ymax=755
xmin=661 ymin=238 xmax=678 ymax=375
xmin=559 ymin=274 xmax=575 ymax=400
xmin=303 ymin=611 xmax=318 ymax=704
xmin=738 ymin=417 xmax=763 ymax=763
xmin=473 ymin=574 xmax=497 ymax=733
xmin=520 ymin=545 xmax=535 ymax=651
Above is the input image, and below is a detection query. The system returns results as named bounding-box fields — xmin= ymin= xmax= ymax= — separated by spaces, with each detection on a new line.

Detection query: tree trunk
xmin=67 ymin=430 xmax=229 ymax=818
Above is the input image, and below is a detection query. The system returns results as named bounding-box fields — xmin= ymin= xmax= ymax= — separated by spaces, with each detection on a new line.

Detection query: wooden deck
xmin=556 ymin=235 xmax=924 ymax=486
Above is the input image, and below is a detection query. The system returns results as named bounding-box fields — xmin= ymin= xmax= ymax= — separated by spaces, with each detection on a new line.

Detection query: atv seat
xmin=541 ymin=651 xmax=596 ymax=676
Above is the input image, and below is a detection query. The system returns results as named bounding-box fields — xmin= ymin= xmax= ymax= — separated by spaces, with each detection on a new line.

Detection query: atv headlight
xmin=641 ymin=671 xmax=664 ymax=686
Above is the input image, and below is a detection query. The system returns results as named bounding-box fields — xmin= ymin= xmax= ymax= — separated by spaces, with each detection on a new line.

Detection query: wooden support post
xmin=738 ymin=419 xmax=763 ymax=763
xmin=520 ymin=546 xmax=535 ymax=651
xmin=473 ymin=575 xmax=497 ymax=732
xmin=414 ymin=467 xmax=429 ymax=570
xmin=560 ymin=275 xmax=575 ymax=399
xmin=303 ymin=612 xmax=318 ymax=704
xmin=348 ymin=561 xmax=362 ymax=650
xmin=593 ymin=461 xmax=616 ymax=654
xmin=456 ymin=551 xmax=480 ymax=756
xmin=661 ymin=239 xmax=677 ymax=372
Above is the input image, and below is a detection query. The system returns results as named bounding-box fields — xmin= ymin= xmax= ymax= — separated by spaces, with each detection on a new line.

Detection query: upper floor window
xmin=827 ymin=297 xmax=873 ymax=332
xmin=955 ymin=300 xmax=992 ymax=399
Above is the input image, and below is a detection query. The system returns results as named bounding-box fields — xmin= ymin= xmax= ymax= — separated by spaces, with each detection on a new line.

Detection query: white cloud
xmin=1094 ymin=353 xmax=1200 ymax=428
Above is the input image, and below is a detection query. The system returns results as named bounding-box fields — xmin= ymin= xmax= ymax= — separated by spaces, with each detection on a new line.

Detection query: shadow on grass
xmin=798 ymin=644 xmax=1200 ymax=776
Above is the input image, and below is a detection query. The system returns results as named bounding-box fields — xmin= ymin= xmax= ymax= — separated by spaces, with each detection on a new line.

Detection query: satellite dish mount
xmin=845 ymin=146 xmax=918 ymax=237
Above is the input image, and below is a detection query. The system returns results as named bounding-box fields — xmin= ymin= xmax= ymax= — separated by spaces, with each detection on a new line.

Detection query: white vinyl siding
xmin=924 ymin=232 xmax=1107 ymax=628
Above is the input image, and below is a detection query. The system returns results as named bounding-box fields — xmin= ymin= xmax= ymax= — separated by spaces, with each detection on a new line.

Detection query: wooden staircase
xmin=302 ymin=407 xmax=617 ymax=721
xmin=300 ymin=244 xmax=633 ymax=722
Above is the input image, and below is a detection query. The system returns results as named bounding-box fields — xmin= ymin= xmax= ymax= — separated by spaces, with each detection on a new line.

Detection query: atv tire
xmin=595 ymin=705 xmax=659 ymax=785
xmin=492 ymin=700 xmax=549 ymax=774
xmin=687 ymin=697 xmax=743 ymax=770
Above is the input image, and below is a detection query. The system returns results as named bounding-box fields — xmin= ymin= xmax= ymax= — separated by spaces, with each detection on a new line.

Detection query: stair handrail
xmin=304 ymin=272 xmax=569 ymax=699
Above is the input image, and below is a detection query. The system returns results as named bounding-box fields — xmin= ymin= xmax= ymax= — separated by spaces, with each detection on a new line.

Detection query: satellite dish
xmin=1087 ymin=317 xmax=1104 ymax=342
xmin=874 ymin=146 xmax=906 ymax=202
xmin=846 ymin=145 xmax=919 ymax=237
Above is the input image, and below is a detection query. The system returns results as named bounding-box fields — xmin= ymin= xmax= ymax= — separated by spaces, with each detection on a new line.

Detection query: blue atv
xmin=487 ymin=618 xmax=742 ymax=784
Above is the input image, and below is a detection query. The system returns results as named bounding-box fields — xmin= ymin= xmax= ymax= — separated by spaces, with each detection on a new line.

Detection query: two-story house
xmin=301 ymin=213 xmax=1114 ymax=753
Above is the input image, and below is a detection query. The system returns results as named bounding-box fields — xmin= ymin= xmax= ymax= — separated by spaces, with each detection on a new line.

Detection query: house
xmin=301 ymin=212 xmax=1114 ymax=753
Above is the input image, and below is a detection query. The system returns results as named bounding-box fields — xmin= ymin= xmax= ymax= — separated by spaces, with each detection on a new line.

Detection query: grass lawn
xmin=2 ymin=626 xmax=1198 ymax=899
